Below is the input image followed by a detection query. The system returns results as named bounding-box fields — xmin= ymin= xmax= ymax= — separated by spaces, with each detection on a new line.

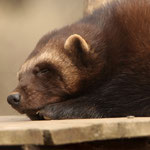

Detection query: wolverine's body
xmin=7 ymin=0 xmax=150 ymax=120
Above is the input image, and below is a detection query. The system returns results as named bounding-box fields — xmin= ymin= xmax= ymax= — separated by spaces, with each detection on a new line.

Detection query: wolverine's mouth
xmin=11 ymin=105 xmax=45 ymax=120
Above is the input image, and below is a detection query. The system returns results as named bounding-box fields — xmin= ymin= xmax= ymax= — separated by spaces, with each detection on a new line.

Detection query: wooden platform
xmin=1 ymin=116 xmax=150 ymax=150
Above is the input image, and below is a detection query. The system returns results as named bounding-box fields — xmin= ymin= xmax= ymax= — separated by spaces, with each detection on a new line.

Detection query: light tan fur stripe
xmin=17 ymin=45 xmax=80 ymax=92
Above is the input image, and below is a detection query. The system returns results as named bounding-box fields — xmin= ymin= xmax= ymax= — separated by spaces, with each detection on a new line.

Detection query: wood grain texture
xmin=1 ymin=116 xmax=150 ymax=146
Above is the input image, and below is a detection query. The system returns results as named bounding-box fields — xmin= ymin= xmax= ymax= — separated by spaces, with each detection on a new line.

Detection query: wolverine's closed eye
xmin=33 ymin=62 xmax=56 ymax=76
xmin=39 ymin=68 xmax=50 ymax=74
xmin=33 ymin=68 xmax=50 ymax=76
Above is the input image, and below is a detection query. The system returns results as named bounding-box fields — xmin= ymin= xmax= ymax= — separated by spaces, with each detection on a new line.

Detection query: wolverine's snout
xmin=7 ymin=92 xmax=21 ymax=106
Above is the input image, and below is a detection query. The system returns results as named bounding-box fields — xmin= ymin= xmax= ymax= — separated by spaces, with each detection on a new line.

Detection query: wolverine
xmin=7 ymin=0 xmax=150 ymax=120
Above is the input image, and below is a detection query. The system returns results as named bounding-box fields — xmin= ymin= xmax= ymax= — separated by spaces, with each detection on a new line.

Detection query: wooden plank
xmin=0 ymin=115 xmax=30 ymax=122
xmin=1 ymin=116 xmax=150 ymax=146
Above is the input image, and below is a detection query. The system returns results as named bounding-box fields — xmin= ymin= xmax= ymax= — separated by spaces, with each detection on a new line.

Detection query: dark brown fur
xmin=8 ymin=0 xmax=150 ymax=120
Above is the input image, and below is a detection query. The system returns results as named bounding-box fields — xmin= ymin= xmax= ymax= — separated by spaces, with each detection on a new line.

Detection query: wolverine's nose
xmin=7 ymin=93 xmax=21 ymax=105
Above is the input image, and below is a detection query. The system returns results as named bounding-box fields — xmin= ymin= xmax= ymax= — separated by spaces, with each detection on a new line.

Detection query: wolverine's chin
xmin=13 ymin=107 xmax=45 ymax=120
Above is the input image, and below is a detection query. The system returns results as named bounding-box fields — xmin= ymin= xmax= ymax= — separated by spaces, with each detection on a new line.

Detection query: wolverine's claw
xmin=43 ymin=116 xmax=51 ymax=120
xmin=36 ymin=110 xmax=51 ymax=120
xmin=36 ymin=111 xmax=40 ymax=115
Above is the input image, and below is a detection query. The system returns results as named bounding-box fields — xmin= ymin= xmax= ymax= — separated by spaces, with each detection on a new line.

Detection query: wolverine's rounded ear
xmin=64 ymin=34 xmax=89 ymax=52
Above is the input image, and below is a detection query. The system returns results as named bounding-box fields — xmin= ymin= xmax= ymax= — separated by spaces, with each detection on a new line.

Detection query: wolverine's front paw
xmin=37 ymin=109 xmax=52 ymax=120
xmin=37 ymin=104 xmax=61 ymax=120
xmin=35 ymin=99 xmax=92 ymax=120
xmin=36 ymin=111 xmax=51 ymax=120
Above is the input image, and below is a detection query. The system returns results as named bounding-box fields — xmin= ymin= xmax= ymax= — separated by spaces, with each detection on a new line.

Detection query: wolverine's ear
xmin=64 ymin=34 xmax=89 ymax=52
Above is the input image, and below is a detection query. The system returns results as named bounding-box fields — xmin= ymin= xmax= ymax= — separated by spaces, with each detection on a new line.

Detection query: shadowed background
xmin=0 ymin=0 xmax=84 ymax=115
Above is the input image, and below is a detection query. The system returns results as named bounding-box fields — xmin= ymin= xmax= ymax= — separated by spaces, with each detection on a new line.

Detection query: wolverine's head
xmin=7 ymin=28 xmax=104 ymax=120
